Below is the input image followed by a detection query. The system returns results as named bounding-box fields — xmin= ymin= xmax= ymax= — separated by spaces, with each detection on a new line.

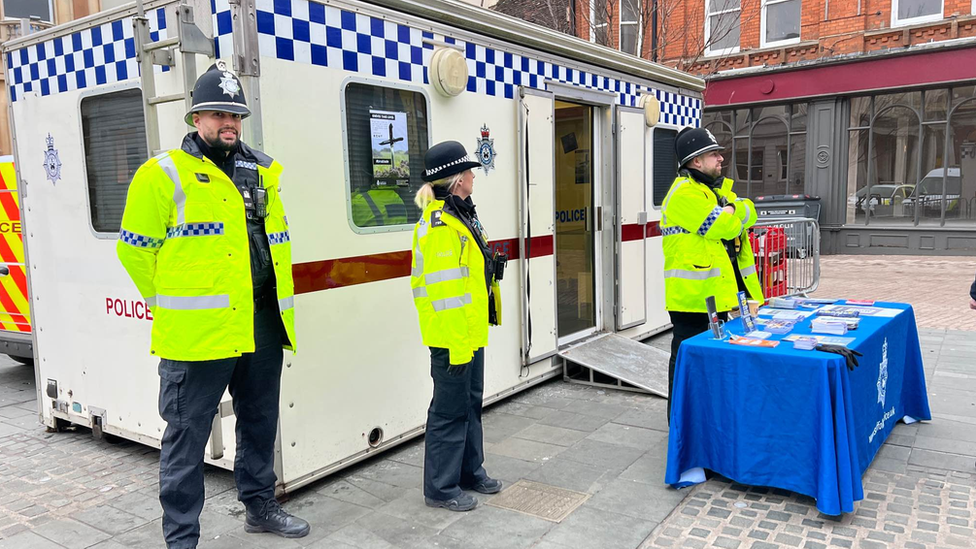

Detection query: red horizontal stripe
xmin=621 ymin=221 xmax=662 ymax=242
xmin=293 ymin=234 xmax=555 ymax=295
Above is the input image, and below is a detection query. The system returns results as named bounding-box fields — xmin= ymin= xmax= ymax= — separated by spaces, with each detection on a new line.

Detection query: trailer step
xmin=558 ymin=333 xmax=669 ymax=397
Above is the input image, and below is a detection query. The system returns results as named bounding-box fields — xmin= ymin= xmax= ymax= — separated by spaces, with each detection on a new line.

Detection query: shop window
xmin=705 ymin=0 xmax=741 ymax=56
xmin=81 ymin=88 xmax=148 ymax=234
xmin=761 ymin=0 xmax=801 ymax=47
xmin=343 ymin=83 xmax=429 ymax=230
xmin=892 ymin=0 xmax=942 ymax=26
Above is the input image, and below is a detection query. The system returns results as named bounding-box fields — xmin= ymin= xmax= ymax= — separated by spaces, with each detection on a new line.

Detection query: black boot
xmin=244 ymin=499 xmax=310 ymax=539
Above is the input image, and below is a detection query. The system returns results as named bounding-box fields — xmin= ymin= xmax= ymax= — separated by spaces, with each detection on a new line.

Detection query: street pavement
xmin=0 ymin=255 xmax=974 ymax=549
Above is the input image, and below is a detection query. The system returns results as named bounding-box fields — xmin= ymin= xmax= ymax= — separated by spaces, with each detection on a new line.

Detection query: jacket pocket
xmin=157 ymin=268 xmax=215 ymax=290
xmin=157 ymin=363 xmax=186 ymax=428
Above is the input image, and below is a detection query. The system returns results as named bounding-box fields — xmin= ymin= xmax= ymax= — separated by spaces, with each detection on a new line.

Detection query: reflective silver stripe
xmin=412 ymin=286 xmax=428 ymax=298
xmin=740 ymin=265 xmax=757 ymax=277
xmin=157 ymin=156 xmax=185 ymax=226
xmin=278 ymin=296 xmax=294 ymax=311
xmin=425 ymin=266 xmax=469 ymax=284
xmin=660 ymin=180 xmax=687 ymax=225
xmin=416 ymin=218 xmax=429 ymax=239
xmin=362 ymin=192 xmax=383 ymax=220
xmin=431 ymin=293 xmax=472 ymax=311
xmin=156 ymin=294 xmax=230 ymax=310
xmin=737 ymin=199 xmax=754 ymax=226
xmin=664 ymin=268 xmax=723 ymax=281
xmin=145 ymin=296 xmax=157 ymax=308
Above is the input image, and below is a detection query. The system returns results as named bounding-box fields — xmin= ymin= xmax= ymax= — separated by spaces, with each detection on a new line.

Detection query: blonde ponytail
xmin=414 ymin=172 xmax=465 ymax=210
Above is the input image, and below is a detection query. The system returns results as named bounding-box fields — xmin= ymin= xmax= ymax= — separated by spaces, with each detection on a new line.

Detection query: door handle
xmin=595 ymin=206 xmax=602 ymax=231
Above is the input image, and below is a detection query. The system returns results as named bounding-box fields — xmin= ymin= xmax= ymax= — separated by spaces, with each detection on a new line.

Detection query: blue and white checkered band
xmin=209 ymin=0 xmax=700 ymax=126
xmin=5 ymin=8 xmax=169 ymax=102
xmin=661 ymin=226 xmax=690 ymax=237
xmin=8 ymin=0 xmax=700 ymax=126
xmin=267 ymin=231 xmax=290 ymax=245
xmin=235 ymin=160 xmax=257 ymax=171
xmin=697 ymin=206 xmax=725 ymax=237
xmin=119 ymin=229 xmax=164 ymax=249
xmin=166 ymin=222 xmax=225 ymax=238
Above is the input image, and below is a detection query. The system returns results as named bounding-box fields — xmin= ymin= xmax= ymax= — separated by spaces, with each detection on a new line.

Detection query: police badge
xmin=475 ymin=124 xmax=497 ymax=175
xmin=43 ymin=134 xmax=62 ymax=185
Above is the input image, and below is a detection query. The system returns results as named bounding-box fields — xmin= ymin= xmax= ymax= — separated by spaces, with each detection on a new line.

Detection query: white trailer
xmin=4 ymin=0 xmax=703 ymax=493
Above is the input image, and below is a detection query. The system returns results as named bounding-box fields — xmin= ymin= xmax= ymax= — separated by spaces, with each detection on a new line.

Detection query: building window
xmin=891 ymin=0 xmax=943 ymax=27
xmin=703 ymin=103 xmax=807 ymax=200
xmin=81 ymin=89 xmax=147 ymax=234
xmin=343 ymin=82 xmax=429 ymax=230
xmin=705 ymin=0 xmax=741 ymax=56
xmin=2 ymin=0 xmax=54 ymax=23
xmin=761 ymin=0 xmax=801 ymax=48
xmin=590 ymin=0 xmax=609 ymax=46
xmin=845 ymin=87 xmax=976 ymax=228
xmin=620 ymin=0 xmax=641 ymax=55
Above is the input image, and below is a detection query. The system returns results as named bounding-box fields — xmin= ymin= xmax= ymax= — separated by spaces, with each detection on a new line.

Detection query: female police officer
xmin=410 ymin=141 xmax=505 ymax=511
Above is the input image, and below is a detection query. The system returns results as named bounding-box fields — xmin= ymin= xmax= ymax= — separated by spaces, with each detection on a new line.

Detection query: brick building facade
xmin=488 ymin=0 xmax=976 ymax=254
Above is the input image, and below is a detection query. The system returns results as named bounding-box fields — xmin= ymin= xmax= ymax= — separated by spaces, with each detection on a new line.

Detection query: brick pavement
xmin=811 ymin=255 xmax=976 ymax=331
xmin=0 ymin=255 xmax=973 ymax=548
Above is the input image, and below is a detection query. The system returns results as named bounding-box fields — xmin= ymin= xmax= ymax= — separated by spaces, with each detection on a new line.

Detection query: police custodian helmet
xmin=184 ymin=60 xmax=251 ymax=126
xmin=675 ymin=127 xmax=723 ymax=167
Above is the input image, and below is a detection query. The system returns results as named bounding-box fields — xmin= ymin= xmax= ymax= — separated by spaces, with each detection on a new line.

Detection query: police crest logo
xmin=476 ymin=124 xmax=497 ymax=175
xmin=877 ymin=338 xmax=888 ymax=408
xmin=43 ymin=133 xmax=62 ymax=185
xmin=704 ymin=128 xmax=718 ymax=145
xmin=218 ymin=72 xmax=241 ymax=98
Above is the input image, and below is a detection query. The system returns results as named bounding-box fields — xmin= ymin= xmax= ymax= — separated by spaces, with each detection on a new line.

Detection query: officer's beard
xmin=202 ymin=130 xmax=239 ymax=154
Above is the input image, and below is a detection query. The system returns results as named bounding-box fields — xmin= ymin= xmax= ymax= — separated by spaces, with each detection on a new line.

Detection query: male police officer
xmin=660 ymin=127 xmax=763 ymax=423
xmin=117 ymin=62 xmax=307 ymax=549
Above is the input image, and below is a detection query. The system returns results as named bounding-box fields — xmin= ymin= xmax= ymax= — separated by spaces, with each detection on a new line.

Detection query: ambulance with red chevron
xmin=4 ymin=0 xmax=703 ymax=493
xmin=0 ymin=158 xmax=31 ymax=365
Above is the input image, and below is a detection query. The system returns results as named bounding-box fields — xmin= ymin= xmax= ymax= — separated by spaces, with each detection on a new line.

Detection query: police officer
xmin=410 ymin=141 xmax=505 ymax=512
xmin=661 ymin=127 xmax=763 ymax=424
xmin=117 ymin=61 xmax=308 ymax=548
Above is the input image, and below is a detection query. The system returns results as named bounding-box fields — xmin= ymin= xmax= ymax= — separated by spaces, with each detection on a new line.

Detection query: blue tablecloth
xmin=664 ymin=301 xmax=931 ymax=515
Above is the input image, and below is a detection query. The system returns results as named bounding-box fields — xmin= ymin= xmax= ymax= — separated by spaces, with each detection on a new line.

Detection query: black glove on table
xmin=815 ymin=344 xmax=863 ymax=371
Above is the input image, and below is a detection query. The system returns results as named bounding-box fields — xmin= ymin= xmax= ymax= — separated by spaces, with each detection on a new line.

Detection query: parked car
xmin=904 ymin=168 xmax=963 ymax=216
xmin=849 ymin=184 xmax=914 ymax=217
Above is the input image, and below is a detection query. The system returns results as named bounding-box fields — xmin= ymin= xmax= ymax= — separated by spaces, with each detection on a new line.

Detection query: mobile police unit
xmin=5 ymin=0 xmax=703 ymax=493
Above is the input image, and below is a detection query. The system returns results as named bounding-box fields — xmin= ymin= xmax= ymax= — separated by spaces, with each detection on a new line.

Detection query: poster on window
xmin=370 ymin=110 xmax=410 ymax=186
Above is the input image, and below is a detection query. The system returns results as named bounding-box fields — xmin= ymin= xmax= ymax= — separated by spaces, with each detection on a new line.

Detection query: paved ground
xmin=0 ymin=255 xmax=973 ymax=549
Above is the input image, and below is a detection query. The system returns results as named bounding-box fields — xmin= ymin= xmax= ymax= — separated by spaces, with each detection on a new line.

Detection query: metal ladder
xmin=133 ymin=0 xmax=214 ymax=156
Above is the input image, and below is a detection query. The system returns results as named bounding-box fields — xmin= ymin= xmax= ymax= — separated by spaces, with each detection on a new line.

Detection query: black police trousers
xmin=667 ymin=310 xmax=727 ymax=425
xmin=156 ymin=306 xmax=283 ymax=549
xmin=423 ymin=347 xmax=489 ymax=501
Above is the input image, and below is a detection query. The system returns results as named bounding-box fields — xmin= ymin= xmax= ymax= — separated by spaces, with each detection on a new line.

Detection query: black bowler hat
xmin=422 ymin=141 xmax=482 ymax=182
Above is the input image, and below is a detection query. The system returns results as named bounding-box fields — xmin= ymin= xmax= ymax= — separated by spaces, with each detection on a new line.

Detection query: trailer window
xmin=81 ymin=89 xmax=148 ymax=234
xmin=343 ymin=83 xmax=429 ymax=230
xmin=652 ymin=128 xmax=678 ymax=207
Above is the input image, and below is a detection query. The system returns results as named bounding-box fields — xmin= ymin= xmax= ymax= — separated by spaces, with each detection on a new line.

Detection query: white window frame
xmin=619 ymin=0 xmax=642 ymax=55
xmin=2 ymin=0 xmax=55 ymax=23
xmin=891 ymin=0 xmax=943 ymax=27
xmin=590 ymin=0 xmax=609 ymax=44
xmin=760 ymin=0 xmax=802 ymax=48
xmin=704 ymin=0 xmax=741 ymax=57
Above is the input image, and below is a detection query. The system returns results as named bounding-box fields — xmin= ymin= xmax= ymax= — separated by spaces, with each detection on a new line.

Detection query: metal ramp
xmin=559 ymin=333 xmax=669 ymax=396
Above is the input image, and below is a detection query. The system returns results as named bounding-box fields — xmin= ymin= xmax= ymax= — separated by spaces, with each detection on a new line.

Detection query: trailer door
xmin=615 ymin=106 xmax=647 ymax=330
xmin=518 ymin=88 xmax=557 ymax=364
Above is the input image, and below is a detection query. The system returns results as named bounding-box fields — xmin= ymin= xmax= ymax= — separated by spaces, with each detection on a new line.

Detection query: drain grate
xmin=485 ymin=479 xmax=589 ymax=522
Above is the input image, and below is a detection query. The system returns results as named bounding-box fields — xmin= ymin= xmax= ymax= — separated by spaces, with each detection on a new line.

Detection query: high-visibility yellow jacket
xmin=410 ymin=200 xmax=500 ymax=365
xmin=117 ymin=138 xmax=296 ymax=361
xmin=660 ymin=173 xmax=763 ymax=313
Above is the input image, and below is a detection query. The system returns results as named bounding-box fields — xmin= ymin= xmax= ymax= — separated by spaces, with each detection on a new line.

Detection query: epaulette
xmin=431 ymin=210 xmax=445 ymax=227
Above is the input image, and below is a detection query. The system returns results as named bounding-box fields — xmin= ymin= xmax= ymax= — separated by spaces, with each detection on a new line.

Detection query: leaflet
xmin=783 ymin=334 xmax=856 ymax=346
